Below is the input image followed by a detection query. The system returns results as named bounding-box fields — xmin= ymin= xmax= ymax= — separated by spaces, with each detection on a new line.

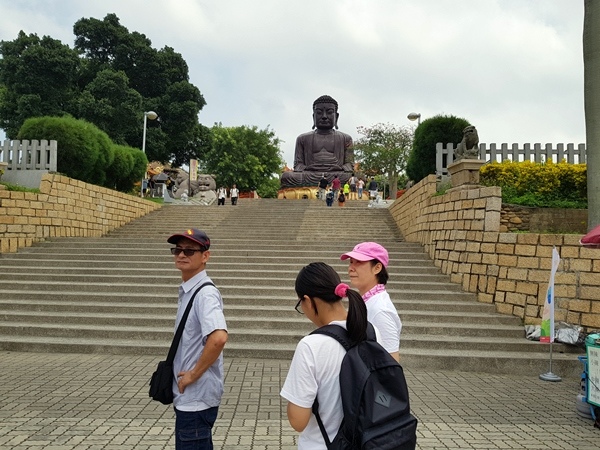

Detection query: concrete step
xmin=0 ymin=298 xmax=498 ymax=315
xmin=0 ymin=336 xmax=579 ymax=378
xmin=0 ymin=268 xmax=450 ymax=282
xmin=0 ymin=288 xmax=490 ymax=303
xmin=0 ymin=276 xmax=465 ymax=294
xmin=0 ymin=308 xmax=520 ymax=327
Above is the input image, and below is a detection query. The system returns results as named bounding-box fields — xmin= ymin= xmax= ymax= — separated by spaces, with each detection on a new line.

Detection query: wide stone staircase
xmin=0 ymin=198 xmax=583 ymax=376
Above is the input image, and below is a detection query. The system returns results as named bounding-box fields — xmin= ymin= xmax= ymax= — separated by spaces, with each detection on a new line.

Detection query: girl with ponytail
xmin=280 ymin=262 xmax=379 ymax=449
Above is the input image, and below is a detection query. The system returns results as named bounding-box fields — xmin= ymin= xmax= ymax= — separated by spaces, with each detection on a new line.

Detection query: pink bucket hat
xmin=340 ymin=242 xmax=389 ymax=267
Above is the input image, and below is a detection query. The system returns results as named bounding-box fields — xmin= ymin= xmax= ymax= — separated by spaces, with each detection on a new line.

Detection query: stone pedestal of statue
xmin=278 ymin=187 xmax=319 ymax=200
xmin=447 ymin=159 xmax=485 ymax=190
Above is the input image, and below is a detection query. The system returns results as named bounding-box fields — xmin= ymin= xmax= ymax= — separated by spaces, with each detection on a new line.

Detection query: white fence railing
xmin=436 ymin=142 xmax=587 ymax=178
xmin=0 ymin=140 xmax=58 ymax=187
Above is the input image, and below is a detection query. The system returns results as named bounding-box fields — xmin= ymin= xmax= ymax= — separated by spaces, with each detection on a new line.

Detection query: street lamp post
xmin=141 ymin=111 xmax=158 ymax=197
xmin=407 ymin=112 xmax=421 ymax=126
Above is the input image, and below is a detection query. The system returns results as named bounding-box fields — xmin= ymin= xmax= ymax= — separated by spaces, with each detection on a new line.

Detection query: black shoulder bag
xmin=149 ymin=281 xmax=215 ymax=404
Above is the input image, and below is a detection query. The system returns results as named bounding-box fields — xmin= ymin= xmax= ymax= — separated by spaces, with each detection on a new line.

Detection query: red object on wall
xmin=581 ymin=224 xmax=600 ymax=247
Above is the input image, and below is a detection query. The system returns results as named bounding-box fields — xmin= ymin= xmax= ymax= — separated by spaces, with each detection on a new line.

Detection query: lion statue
xmin=172 ymin=169 xmax=217 ymax=204
xmin=454 ymin=125 xmax=480 ymax=161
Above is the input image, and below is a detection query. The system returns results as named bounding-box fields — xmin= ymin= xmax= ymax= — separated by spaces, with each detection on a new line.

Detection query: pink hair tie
xmin=335 ymin=283 xmax=349 ymax=298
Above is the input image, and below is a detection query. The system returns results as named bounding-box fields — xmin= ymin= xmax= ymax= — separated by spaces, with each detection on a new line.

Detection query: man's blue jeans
xmin=175 ymin=406 xmax=219 ymax=450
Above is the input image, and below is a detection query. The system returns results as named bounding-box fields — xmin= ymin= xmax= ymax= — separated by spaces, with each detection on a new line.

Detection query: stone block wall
xmin=500 ymin=205 xmax=588 ymax=234
xmin=0 ymin=173 xmax=161 ymax=253
xmin=389 ymin=175 xmax=600 ymax=331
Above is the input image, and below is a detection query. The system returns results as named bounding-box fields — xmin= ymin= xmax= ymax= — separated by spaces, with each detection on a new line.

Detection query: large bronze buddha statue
xmin=280 ymin=95 xmax=354 ymax=187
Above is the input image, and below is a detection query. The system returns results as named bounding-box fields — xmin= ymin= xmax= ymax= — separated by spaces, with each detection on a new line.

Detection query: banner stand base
xmin=539 ymin=372 xmax=562 ymax=382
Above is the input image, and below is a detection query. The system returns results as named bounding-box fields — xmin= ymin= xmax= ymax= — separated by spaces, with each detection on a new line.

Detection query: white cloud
xmin=0 ymin=0 xmax=586 ymax=167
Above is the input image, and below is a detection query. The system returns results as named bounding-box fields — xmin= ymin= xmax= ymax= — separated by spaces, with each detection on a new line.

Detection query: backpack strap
xmin=310 ymin=322 xmax=377 ymax=348
xmin=310 ymin=324 xmax=352 ymax=350
xmin=311 ymin=398 xmax=333 ymax=448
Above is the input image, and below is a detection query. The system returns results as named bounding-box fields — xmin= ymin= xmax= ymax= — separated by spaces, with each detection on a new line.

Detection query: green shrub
xmin=406 ymin=114 xmax=470 ymax=182
xmin=106 ymin=144 xmax=136 ymax=191
xmin=17 ymin=116 xmax=117 ymax=186
xmin=480 ymin=160 xmax=587 ymax=208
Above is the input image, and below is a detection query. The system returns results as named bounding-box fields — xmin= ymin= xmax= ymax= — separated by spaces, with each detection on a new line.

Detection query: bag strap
xmin=312 ymin=398 xmax=333 ymax=448
xmin=165 ymin=281 xmax=215 ymax=363
xmin=310 ymin=322 xmax=376 ymax=349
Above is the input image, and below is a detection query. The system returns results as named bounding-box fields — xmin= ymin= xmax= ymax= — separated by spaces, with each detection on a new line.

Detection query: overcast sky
xmin=0 ymin=0 xmax=586 ymax=167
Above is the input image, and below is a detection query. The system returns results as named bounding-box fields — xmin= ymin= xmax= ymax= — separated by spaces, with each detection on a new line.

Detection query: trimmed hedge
xmin=17 ymin=116 xmax=147 ymax=193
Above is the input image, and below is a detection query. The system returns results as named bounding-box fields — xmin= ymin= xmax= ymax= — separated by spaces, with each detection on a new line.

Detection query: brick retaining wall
xmin=0 ymin=173 xmax=160 ymax=253
xmin=389 ymin=175 xmax=600 ymax=330
xmin=501 ymin=205 xmax=588 ymax=234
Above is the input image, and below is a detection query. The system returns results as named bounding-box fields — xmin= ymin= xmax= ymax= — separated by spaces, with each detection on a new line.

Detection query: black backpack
xmin=311 ymin=323 xmax=418 ymax=450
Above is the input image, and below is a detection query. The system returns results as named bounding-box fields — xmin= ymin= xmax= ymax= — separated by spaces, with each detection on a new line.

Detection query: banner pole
xmin=540 ymin=342 xmax=562 ymax=382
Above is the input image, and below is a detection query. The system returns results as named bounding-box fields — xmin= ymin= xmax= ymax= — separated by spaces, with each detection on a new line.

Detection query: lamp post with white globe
xmin=141 ymin=111 xmax=158 ymax=197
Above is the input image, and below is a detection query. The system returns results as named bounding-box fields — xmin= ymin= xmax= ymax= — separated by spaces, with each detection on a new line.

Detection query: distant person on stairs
xmin=167 ymin=228 xmax=228 ymax=450
xmin=318 ymin=174 xmax=328 ymax=200
xmin=230 ymin=184 xmax=239 ymax=205
xmin=217 ymin=186 xmax=227 ymax=206
xmin=337 ymin=191 xmax=346 ymax=207
xmin=340 ymin=242 xmax=402 ymax=362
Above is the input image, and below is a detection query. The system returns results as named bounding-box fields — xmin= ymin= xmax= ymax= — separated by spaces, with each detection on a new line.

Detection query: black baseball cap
xmin=167 ymin=228 xmax=210 ymax=250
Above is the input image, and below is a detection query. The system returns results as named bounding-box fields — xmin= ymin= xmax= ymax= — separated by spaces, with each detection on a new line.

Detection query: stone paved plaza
xmin=0 ymin=351 xmax=597 ymax=449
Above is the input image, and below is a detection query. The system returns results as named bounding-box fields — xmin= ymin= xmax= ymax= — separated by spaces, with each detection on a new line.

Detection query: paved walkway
xmin=0 ymin=351 xmax=597 ymax=449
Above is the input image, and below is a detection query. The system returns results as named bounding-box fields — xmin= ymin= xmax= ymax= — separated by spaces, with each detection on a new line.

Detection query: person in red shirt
xmin=331 ymin=175 xmax=341 ymax=202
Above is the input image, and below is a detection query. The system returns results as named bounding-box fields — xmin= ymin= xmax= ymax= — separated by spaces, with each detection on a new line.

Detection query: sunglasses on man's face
xmin=170 ymin=247 xmax=204 ymax=257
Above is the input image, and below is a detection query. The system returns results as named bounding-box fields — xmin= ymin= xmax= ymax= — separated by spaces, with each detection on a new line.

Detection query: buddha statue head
xmin=312 ymin=95 xmax=339 ymax=130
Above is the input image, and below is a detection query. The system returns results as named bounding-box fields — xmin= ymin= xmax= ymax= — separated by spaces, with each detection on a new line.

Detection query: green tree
xmin=73 ymin=14 xmax=207 ymax=165
xmin=354 ymin=123 xmax=413 ymax=199
xmin=256 ymin=176 xmax=282 ymax=199
xmin=74 ymin=69 xmax=143 ymax=145
xmin=406 ymin=114 xmax=471 ymax=183
xmin=0 ymin=14 xmax=207 ymax=169
xmin=0 ymin=31 xmax=80 ymax=137
xmin=154 ymin=81 xmax=208 ymax=165
xmin=203 ymin=124 xmax=283 ymax=195
xmin=584 ymin=0 xmax=600 ymax=229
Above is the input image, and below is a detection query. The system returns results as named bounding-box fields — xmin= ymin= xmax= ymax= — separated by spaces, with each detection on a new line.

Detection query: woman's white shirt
xmin=365 ymin=290 xmax=402 ymax=354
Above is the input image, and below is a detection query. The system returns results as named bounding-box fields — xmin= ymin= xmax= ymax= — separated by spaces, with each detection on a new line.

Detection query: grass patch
xmin=145 ymin=196 xmax=164 ymax=204
xmin=0 ymin=182 xmax=40 ymax=193
xmin=434 ymin=180 xmax=452 ymax=196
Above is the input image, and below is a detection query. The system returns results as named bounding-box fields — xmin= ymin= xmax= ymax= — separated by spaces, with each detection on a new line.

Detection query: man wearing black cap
xmin=167 ymin=228 xmax=228 ymax=450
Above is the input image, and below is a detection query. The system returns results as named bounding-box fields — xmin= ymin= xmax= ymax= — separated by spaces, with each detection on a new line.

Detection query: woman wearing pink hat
xmin=340 ymin=242 xmax=402 ymax=362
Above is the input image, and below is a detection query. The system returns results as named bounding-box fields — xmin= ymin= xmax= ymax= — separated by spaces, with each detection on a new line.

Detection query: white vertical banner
xmin=540 ymin=247 xmax=560 ymax=343
xmin=190 ymin=159 xmax=198 ymax=182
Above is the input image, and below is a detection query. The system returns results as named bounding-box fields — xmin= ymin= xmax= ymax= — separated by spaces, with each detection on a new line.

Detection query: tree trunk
xmin=584 ymin=0 xmax=600 ymax=230
xmin=389 ymin=171 xmax=398 ymax=200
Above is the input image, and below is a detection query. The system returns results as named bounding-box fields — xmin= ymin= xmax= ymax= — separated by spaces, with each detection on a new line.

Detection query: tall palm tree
xmin=584 ymin=0 xmax=600 ymax=230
